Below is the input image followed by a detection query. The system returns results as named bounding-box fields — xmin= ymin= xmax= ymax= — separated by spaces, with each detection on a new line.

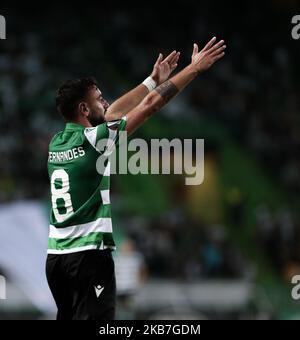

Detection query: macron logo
xmin=94 ymin=285 xmax=104 ymax=298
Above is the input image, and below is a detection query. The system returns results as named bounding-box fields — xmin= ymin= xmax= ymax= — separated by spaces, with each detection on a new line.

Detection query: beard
xmin=87 ymin=109 xmax=105 ymax=126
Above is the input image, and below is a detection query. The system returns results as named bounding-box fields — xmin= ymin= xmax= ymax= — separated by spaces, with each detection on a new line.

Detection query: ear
xmin=78 ymin=102 xmax=89 ymax=117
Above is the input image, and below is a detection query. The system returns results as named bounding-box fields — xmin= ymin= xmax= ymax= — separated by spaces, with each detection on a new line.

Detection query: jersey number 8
xmin=51 ymin=169 xmax=74 ymax=223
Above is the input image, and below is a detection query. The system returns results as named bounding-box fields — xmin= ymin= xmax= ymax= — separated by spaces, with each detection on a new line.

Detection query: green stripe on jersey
xmin=48 ymin=232 xmax=115 ymax=250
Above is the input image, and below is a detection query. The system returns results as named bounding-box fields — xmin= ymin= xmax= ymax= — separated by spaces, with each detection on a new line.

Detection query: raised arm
xmin=125 ymin=37 xmax=226 ymax=134
xmin=105 ymin=51 xmax=180 ymax=121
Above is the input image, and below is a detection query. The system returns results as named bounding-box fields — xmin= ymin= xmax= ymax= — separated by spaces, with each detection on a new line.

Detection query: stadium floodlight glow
xmin=0 ymin=275 xmax=6 ymax=300
xmin=0 ymin=15 xmax=6 ymax=40
xmin=96 ymin=132 xmax=205 ymax=186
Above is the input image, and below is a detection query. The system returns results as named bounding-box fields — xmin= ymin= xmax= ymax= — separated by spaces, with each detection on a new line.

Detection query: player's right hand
xmin=190 ymin=37 xmax=226 ymax=73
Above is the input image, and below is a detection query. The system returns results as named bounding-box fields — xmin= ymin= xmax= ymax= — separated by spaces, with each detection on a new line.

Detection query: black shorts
xmin=46 ymin=249 xmax=116 ymax=320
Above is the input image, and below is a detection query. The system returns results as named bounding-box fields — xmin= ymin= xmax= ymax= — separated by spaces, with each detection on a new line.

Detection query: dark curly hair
xmin=56 ymin=77 xmax=98 ymax=120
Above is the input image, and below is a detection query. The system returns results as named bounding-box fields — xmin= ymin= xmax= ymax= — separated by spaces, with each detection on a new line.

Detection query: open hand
xmin=191 ymin=37 xmax=226 ymax=73
xmin=150 ymin=50 xmax=180 ymax=85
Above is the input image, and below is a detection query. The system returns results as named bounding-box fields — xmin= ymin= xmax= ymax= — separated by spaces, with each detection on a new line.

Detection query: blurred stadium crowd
xmin=0 ymin=1 xmax=299 ymax=295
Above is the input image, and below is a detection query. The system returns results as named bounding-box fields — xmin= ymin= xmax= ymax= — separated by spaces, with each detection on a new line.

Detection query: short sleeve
xmin=84 ymin=116 xmax=127 ymax=155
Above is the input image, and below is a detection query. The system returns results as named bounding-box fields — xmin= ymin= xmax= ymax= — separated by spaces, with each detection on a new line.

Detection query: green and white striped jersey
xmin=47 ymin=117 xmax=126 ymax=254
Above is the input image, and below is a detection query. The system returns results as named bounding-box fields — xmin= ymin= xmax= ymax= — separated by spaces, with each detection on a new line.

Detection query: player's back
xmin=47 ymin=118 xmax=126 ymax=254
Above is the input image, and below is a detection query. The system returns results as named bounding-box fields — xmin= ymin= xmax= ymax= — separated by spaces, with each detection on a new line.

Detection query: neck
xmin=68 ymin=116 xmax=92 ymax=128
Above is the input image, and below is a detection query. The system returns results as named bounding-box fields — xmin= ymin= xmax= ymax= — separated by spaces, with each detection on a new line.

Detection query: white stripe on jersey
xmin=49 ymin=217 xmax=112 ymax=239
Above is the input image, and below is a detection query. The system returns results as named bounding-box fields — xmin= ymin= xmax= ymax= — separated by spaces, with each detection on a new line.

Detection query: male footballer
xmin=46 ymin=37 xmax=226 ymax=320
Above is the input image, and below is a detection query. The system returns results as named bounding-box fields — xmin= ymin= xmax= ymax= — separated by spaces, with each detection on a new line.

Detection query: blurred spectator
xmin=114 ymin=238 xmax=147 ymax=319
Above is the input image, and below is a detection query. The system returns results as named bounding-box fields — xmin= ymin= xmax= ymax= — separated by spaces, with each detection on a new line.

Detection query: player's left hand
xmin=150 ymin=50 xmax=180 ymax=85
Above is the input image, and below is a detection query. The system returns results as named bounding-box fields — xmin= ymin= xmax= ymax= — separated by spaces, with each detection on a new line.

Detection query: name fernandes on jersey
xmin=48 ymin=147 xmax=85 ymax=163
